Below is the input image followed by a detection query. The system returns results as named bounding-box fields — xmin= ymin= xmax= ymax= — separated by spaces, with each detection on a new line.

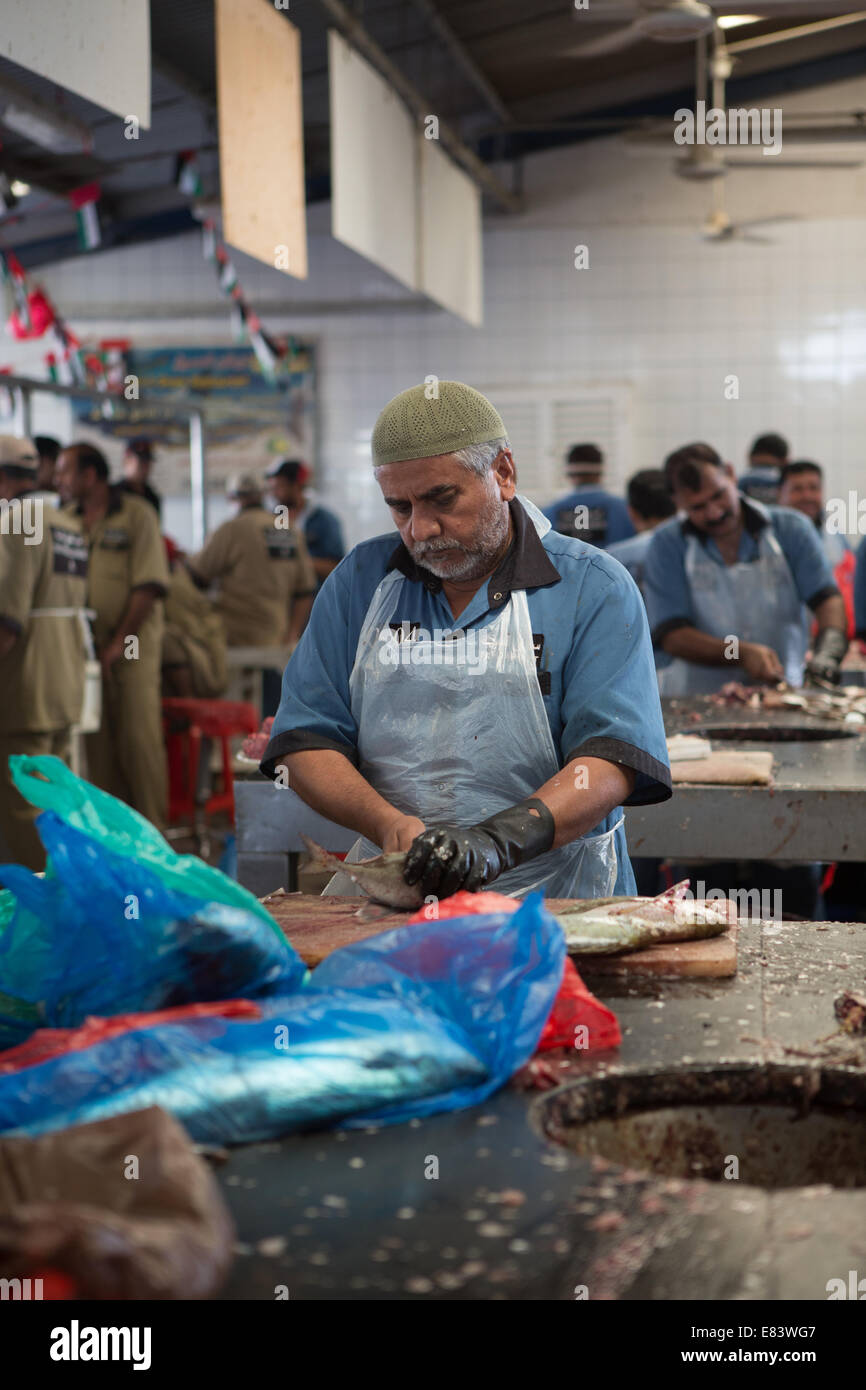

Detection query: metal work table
xmin=624 ymin=695 xmax=866 ymax=863
xmin=235 ymin=693 xmax=866 ymax=894
xmin=215 ymin=917 xmax=866 ymax=1300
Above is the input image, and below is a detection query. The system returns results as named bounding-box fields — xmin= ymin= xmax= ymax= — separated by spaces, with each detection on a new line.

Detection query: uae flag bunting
xmin=230 ymin=297 xmax=246 ymax=344
xmin=202 ymin=219 xmax=217 ymax=262
xmin=201 ymin=222 xmax=288 ymax=384
xmin=175 ymin=150 xmax=202 ymax=198
xmin=70 ymin=182 xmax=102 ymax=251
xmin=217 ymin=252 xmax=239 ymax=294
xmin=0 ymin=248 xmax=32 ymax=330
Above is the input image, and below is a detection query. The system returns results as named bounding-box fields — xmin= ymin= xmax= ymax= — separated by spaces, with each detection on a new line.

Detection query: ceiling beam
xmin=406 ymin=0 xmax=512 ymax=126
xmin=311 ymin=0 xmax=521 ymax=211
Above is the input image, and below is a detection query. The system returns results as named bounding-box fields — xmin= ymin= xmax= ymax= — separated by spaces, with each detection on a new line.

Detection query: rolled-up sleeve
xmin=559 ymin=557 xmax=672 ymax=806
xmin=260 ymin=561 xmax=359 ymax=778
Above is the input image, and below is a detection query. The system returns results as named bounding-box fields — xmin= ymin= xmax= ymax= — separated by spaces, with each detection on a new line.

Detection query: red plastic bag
xmin=536 ymin=957 xmax=621 ymax=1052
xmin=0 ymin=999 xmax=261 ymax=1074
xmin=407 ymin=892 xmax=620 ymax=1053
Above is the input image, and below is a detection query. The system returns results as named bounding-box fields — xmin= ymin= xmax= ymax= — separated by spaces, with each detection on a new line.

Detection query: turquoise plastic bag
xmin=0 ymin=811 xmax=306 ymax=1048
xmin=5 ymin=755 xmax=278 ymax=934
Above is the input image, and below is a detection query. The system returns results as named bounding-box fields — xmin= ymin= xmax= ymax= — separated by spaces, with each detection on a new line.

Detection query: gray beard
xmin=411 ymin=493 xmax=510 ymax=581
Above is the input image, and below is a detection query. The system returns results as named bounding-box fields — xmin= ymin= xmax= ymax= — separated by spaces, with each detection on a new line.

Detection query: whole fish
xmin=302 ymin=836 xmax=424 ymax=910
xmin=0 ymin=1008 xmax=487 ymax=1144
xmin=554 ymin=880 xmax=733 ymax=955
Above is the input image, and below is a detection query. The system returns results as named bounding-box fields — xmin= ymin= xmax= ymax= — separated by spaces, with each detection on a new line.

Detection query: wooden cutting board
xmin=262 ymin=892 xmax=739 ymax=979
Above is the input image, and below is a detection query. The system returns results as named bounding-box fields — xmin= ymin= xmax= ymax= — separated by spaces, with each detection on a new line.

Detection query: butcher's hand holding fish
xmin=401 ymin=799 xmax=556 ymax=898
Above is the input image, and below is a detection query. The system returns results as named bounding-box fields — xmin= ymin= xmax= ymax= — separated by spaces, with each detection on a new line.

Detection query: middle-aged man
xmin=778 ymin=459 xmax=855 ymax=638
xmin=119 ymin=436 xmax=162 ymax=518
xmin=260 ymin=382 xmax=671 ymax=900
xmin=0 ymin=435 xmax=89 ymax=868
xmin=644 ymin=442 xmax=847 ymax=694
xmin=543 ymin=442 xmax=635 ymax=549
xmin=739 ymin=431 xmax=789 ymax=506
xmin=265 ymin=459 xmax=346 ymax=589
xmin=56 ymin=442 xmax=169 ymax=829
xmin=188 ymin=472 xmax=317 ymax=649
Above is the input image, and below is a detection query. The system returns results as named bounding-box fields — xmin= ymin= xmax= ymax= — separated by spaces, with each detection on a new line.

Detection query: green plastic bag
xmin=6 ymin=755 xmax=280 ymax=937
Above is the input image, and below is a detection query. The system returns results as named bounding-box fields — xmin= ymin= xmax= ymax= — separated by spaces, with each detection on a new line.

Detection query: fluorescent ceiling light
xmin=717 ymin=14 xmax=762 ymax=27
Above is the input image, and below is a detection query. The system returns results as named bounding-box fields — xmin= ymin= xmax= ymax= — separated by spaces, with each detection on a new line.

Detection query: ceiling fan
xmin=700 ymin=172 xmax=797 ymax=240
xmin=566 ymin=0 xmax=862 ymax=59
xmin=568 ymin=0 xmax=729 ymax=57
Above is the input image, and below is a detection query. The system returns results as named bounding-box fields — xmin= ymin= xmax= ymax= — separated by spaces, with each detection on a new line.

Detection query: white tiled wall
xmin=4 ymin=74 xmax=866 ymax=549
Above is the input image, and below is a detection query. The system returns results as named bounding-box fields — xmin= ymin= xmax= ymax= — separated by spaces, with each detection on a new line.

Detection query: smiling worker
xmin=645 ymin=442 xmax=847 ymax=694
xmin=260 ymin=382 xmax=671 ymax=899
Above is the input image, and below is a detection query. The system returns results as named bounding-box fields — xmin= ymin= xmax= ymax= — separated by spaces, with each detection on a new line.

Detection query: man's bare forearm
xmin=534 ymin=757 xmax=636 ymax=849
xmin=277 ymin=749 xmax=403 ymax=846
xmin=814 ymin=593 xmax=847 ymax=634
xmin=661 ymin=625 xmax=730 ymax=667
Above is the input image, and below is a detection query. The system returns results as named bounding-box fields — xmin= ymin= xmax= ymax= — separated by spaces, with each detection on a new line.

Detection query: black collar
xmin=386 ymin=498 xmax=561 ymax=609
xmin=681 ymin=491 xmax=769 ymax=544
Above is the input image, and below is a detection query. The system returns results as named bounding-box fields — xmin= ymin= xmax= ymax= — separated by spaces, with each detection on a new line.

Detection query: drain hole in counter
xmin=532 ymin=1066 xmax=866 ymax=1189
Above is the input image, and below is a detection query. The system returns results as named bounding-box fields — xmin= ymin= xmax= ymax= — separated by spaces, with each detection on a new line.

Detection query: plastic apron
xmin=658 ymin=516 xmax=810 ymax=697
xmin=323 ymin=496 xmax=622 ymax=900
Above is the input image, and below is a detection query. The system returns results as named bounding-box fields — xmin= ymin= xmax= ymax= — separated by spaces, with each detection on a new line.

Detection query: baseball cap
xmin=371 ymin=381 xmax=507 ymax=467
xmin=266 ymin=458 xmax=311 ymax=485
xmin=226 ymin=471 xmax=262 ymax=499
xmin=0 ymin=434 xmax=38 ymax=472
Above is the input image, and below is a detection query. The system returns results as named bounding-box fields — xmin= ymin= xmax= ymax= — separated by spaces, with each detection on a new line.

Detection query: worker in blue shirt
xmin=261 ymin=382 xmax=671 ymax=900
xmin=739 ymin=431 xmax=789 ymax=506
xmin=607 ymin=469 xmax=676 ymax=595
xmin=644 ymin=442 xmax=847 ymax=695
xmin=542 ymin=442 xmax=635 ymax=549
xmin=266 ymin=459 xmax=345 ymax=589
xmin=608 ymin=468 xmax=677 ymax=683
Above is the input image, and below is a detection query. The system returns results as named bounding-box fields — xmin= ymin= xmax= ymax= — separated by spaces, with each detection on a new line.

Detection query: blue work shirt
xmin=303 ymin=504 xmax=345 ymax=562
xmin=855 ymin=536 xmax=866 ymax=638
xmin=607 ymin=530 xmax=671 ymax=674
xmin=262 ymin=498 xmax=672 ymax=895
xmin=542 ymin=487 xmax=635 ymax=549
xmin=643 ymin=496 xmax=839 ymax=651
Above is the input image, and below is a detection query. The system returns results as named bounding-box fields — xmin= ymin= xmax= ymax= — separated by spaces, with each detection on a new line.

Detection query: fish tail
xmin=300 ymin=836 xmax=345 ymax=875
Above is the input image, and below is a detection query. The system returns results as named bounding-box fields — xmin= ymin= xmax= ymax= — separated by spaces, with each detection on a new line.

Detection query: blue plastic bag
xmin=4 ymin=755 xmax=278 ymax=933
xmin=0 ymin=896 xmax=565 ymax=1142
xmin=0 ymin=811 xmax=306 ymax=1048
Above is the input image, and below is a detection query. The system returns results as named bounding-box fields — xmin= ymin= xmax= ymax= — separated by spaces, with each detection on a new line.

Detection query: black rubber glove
xmin=805 ymin=627 xmax=847 ymax=687
xmin=403 ymin=798 xmax=555 ymax=899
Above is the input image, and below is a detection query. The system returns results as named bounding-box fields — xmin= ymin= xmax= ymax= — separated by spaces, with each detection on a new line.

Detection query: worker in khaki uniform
xmin=56 ymin=442 xmax=170 ymax=830
xmin=188 ymin=472 xmax=317 ymax=647
xmin=162 ymin=538 xmax=227 ymax=698
xmin=0 ymin=435 xmax=89 ymax=869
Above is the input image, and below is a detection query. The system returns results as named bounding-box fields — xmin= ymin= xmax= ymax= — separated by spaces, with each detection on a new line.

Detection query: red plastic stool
xmin=162 ymin=698 xmax=259 ymax=835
